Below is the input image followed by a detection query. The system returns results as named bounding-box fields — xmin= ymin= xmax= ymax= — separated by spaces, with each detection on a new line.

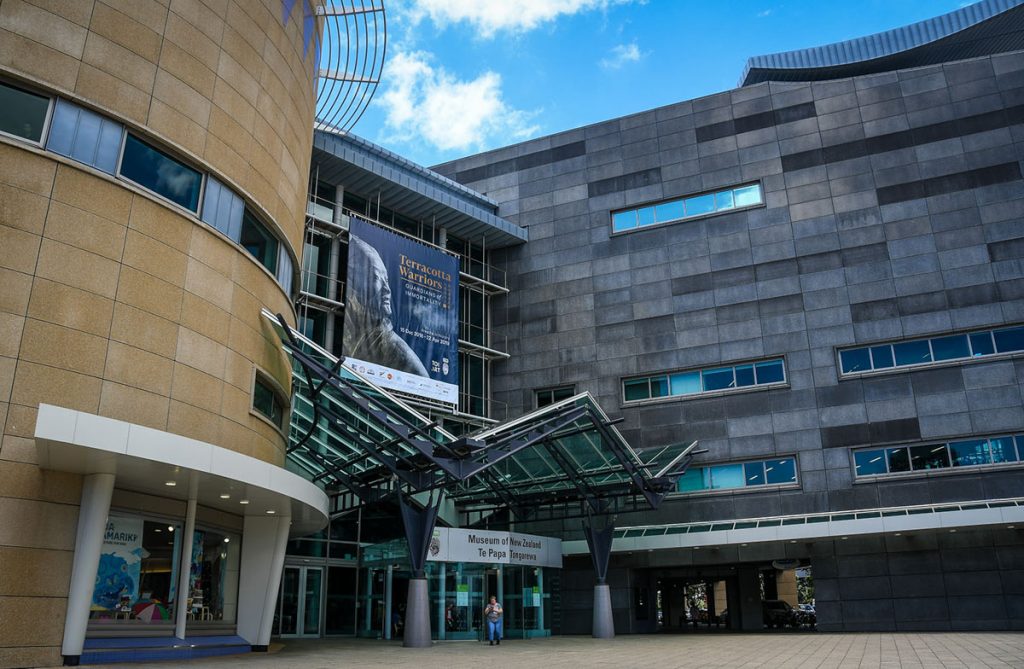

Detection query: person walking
xmin=484 ymin=595 xmax=503 ymax=646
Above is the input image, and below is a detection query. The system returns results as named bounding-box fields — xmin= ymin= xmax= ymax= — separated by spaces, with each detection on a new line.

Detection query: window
xmin=120 ymin=133 xmax=203 ymax=212
xmin=46 ymin=99 xmax=122 ymax=174
xmin=611 ymin=183 xmax=763 ymax=233
xmin=536 ymin=385 xmax=575 ymax=408
xmin=623 ymin=357 xmax=786 ymax=403
xmin=675 ymin=456 xmax=798 ymax=493
xmin=853 ymin=434 xmax=1022 ymax=478
xmin=201 ymin=176 xmax=244 ymax=240
xmin=277 ymin=245 xmax=294 ymax=296
xmin=838 ymin=325 xmax=1024 ymax=376
xmin=0 ymin=80 xmax=49 ymax=142
xmin=253 ymin=374 xmax=287 ymax=430
xmin=240 ymin=209 xmax=279 ymax=274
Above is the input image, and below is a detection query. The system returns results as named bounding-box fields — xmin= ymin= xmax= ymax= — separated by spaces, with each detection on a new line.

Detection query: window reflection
xmin=610 ymin=183 xmax=763 ymax=233
xmin=839 ymin=325 xmax=1024 ymax=376
xmin=624 ymin=357 xmax=786 ymax=402
xmin=855 ymin=434 xmax=1024 ymax=478
xmin=120 ymin=133 xmax=202 ymax=211
xmin=0 ymin=80 xmax=49 ymax=142
xmin=676 ymin=457 xmax=798 ymax=493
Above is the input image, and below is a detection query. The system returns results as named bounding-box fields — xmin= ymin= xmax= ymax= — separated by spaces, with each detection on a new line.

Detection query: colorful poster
xmin=343 ymin=217 xmax=459 ymax=404
xmin=92 ymin=515 xmax=145 ymax=611
xmin=456 ymin=584 xmax=470 ymax=607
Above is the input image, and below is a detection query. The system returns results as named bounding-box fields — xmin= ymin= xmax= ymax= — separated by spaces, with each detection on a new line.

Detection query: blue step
xmin=80 ymin=636 xmax=250 ymax=664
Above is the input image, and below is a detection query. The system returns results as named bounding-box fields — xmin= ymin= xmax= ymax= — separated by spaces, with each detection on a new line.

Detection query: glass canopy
xmin=263 ymin=309 xmax=697 ymax=520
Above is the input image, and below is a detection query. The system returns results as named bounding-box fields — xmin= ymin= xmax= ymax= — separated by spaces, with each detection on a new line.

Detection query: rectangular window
xmin=624 ymin=357 xmax=786 ymax=403
xmin=253 ymin=374 xmax=287 ymax=430
xmin=277 ymin=245 xmax=293 ymax=296
xmin=838 ymin=325 xmax=1024 ymax=377
xmin=201 ymin=176 xmax=244 ymax=240
xmin=854 ymin=449 xmax=887 ymax=476
xmin=120 ymin=133 xmax=203 ymax=212
xmin=0 ymin=80 xmax=49 ymax=142
xmin=854 ymin=434 xmax=1024 ymax=478
xmin=46 ymin=99 xmax=122 ymax=174
xmin=610 ymin=182 xmax=763 ymax=234
xmin=240 ymin=209 xmax=279 ymax=274
xmin=535 ymin=385 xmax=575 ymax=408
xmin=675 ymin=456 xmax=798 ymax=494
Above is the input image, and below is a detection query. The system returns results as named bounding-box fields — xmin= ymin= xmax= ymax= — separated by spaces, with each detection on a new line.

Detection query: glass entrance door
xmin=277 ymin=566 xmax=324 ymax=637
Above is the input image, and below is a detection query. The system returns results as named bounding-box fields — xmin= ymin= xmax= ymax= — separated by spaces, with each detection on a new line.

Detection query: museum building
xmin=4 ymin=0 xmax=1024 ymax=667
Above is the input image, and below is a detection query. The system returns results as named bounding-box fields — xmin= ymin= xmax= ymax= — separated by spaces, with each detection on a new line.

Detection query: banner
xmin=344 ymin=217 xmax=459 ymax=404
xmin=427 ymin=528 xmax=563 ymax=568
xmin=92 ymin=515 xmax=145 ymax=611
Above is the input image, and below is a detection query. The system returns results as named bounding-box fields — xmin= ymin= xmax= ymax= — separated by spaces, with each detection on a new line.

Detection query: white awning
xmin=34 ymin=404 xmax=329 ymax=535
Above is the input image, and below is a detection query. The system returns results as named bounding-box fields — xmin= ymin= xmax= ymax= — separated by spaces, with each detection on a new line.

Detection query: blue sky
xmin=353 ymin=1 xmax=970 ymax=168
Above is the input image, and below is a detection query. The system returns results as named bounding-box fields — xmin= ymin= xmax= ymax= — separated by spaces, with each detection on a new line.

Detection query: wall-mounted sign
xmin=427 ymin=528 xmax=562 ymax=568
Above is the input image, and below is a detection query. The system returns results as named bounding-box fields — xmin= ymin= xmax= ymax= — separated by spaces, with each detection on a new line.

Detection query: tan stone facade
xmin=0 ymin=1 xmax=319 ymax=665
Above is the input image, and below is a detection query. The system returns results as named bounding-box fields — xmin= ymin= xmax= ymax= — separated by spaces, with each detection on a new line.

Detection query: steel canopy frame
xmin=264 ymin=310 xmax=697 ymax=522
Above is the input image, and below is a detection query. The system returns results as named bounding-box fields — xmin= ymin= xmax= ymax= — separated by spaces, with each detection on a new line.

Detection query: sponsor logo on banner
xmin=343 ymin=217 xmax=459 ymax=404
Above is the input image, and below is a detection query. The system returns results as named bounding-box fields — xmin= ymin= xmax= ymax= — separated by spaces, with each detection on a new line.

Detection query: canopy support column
xmin=398 ymin=491 xmax=442 ymax=647
xmin=583 ymin=516 xmax=616 ymax=639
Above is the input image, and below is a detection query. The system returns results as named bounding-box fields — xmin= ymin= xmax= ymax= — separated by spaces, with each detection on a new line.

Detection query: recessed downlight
xmin=266 ymin=510 xmax=276 ymax=515
xmin=239 ymin=499 xmax=250 ymax=505
xmin=220 ymin=494 xmax=231 ymax=499
xmin=164 ymin=481 xmax=176 ymax=487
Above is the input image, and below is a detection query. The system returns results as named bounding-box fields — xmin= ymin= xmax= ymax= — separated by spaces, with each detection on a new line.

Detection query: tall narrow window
xmin=253 ymin=374 xmax=287 ymax=430
xmin=240 ymin=210 xmax=279 ymax=274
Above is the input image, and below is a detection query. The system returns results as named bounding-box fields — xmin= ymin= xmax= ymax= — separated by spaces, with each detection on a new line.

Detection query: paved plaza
xmin=89 ymin=633 xmax=1024 ymax=669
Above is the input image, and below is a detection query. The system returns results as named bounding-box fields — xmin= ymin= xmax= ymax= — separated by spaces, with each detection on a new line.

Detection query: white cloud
xmin=757 ymin=9 xmax=774 ymax=18
xmin=376 ymin=50 xmax=540 ymax=154
xmin=600 ymin=42 xmax=643 ymax=70
xmin=405 ymin=0 xmax=640 ymax=37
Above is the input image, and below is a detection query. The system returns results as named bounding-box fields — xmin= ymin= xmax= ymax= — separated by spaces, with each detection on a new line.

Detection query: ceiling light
xmin=840 ymin=536 xmax=848 ymax=540
xmin=223 ymin=537 xmax=230 ymax=543
xmin=789 ymin=540 xmax=797 ymax=544
xmin=1009 ymin=525 xmax=1016 ymax=529
xmin=220 ymin=494 xmax=230 ymax=499
xmin=154 ymin=528 xmax=162 ymax=533
xmin=949 ymin=529 xmax=957 ymax=533
xmin=239 ymin=499 xmax=250 ymax=505
xmin=167 ymin=526 xmax=174 ymax=532
xmin=165 ymin=481 xmax=176 ymax=486
xmin=894 ymin=533 xmax=901 ymax=537
xmin=266 ymin=510 xmax=276 ymax=515
xmin=741 ymin=543 xmax=747 ymax=547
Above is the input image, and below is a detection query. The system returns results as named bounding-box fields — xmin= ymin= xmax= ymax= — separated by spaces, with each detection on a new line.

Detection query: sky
xmin=351 ymin=1 xmax=973 ymax=168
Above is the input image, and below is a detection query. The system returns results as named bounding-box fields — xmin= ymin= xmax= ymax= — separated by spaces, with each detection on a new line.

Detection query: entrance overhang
xmin=34 ymin=403 xmax=329 ymax=535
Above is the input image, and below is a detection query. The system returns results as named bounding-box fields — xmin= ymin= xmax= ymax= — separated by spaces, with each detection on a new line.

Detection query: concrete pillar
xmin=403 ymin=578 xmax=431 ymax=647
xmin=236 ymin=513 xmax=292 ymax=649
xmin=384 ymin=565 xmax=393 ymax=640
xmin=174 ymin=473 xmax=199 ymax=640
xmin=364 ymin=568 xmax=373 ymax=633
xmin=735 ymin=567 xmax=763 ymax=631
xmin=61 ymin=472 xmax=116 ymax=664
xmin=592 ymin=584 xmax=614 ymax=638
xmin=437 ymin=563 xmax=446 ymax=640
xmin=776 ymin=569 xmax=799 ymax=606
xmin=537 ymin=568 xmax=544 ymax=633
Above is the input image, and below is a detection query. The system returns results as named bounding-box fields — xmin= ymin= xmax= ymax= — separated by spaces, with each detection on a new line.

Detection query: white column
xmin=236 ymin=513 xmax=292 ymax=647
xmin=174 ymin=473 xmax=199 ymax=639
xmin=61 ymin=472 xmax=115 ymax=660
xmin=256 ymin=513 xmax=291 ymax=646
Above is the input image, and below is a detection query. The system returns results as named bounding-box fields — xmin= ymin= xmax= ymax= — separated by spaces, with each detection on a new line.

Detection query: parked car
xmin=762 ymin=600 xmax=799 ymax=628
xmin=796 ymin=603 xmax=816 ymax=628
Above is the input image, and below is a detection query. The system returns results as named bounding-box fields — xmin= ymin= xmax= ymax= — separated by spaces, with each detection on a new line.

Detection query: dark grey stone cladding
xmin=432 ymin=51 xmax=1024 ymax=532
